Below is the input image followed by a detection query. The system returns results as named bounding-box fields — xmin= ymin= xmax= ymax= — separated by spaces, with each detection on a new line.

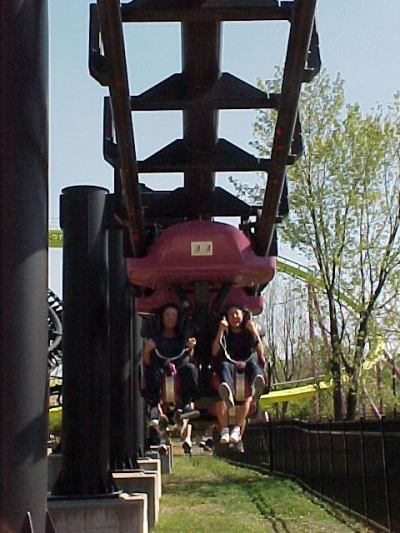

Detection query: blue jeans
xmin=144 ymin=361 xmax=199 ymax=407
xmin=218 ymin=358 xmax=262 ymax=396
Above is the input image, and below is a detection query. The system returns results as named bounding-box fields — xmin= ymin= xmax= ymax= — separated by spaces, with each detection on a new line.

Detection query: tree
xmin=235 ymin=70 xmax=400 ymax=419
xmin=260 ymin=275 xmax=310 ymax=417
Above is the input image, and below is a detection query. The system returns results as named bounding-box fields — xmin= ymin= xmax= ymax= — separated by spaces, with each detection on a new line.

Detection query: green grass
xmin=156 ymin=456 xmax=370 ymax=533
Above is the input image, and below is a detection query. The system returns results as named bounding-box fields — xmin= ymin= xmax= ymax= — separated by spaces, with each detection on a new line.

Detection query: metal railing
xmin=218 ymin=419 xmax=400 ymax=532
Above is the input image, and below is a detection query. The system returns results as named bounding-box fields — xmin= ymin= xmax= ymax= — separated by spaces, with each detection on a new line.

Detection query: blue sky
xmin=49 ymin=1 xmax=400 ymax=294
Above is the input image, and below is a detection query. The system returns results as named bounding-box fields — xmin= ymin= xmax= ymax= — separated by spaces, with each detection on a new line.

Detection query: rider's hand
xmin=219 ymin=317 xmax=229 ymax=331
xmin=186 ymin=337 xmax=197 ymax=350
xmin=145 ymin=338 xmax=156 ymax=352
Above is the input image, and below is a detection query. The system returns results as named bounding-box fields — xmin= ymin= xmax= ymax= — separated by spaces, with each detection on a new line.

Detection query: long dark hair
xmin=224 ymin=306 xmax=251 ymax=331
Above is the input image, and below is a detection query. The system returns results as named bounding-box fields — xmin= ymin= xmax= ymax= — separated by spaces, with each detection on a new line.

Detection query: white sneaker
xmin=220 ymin=427 xmax=230 ymax=444
xmin=230 ymin=426 xmax=241 ymax=444
xmin=252 ymin=375 xmax=265 ymax=402
xmin=218 ymin=382 xmax=235 ymax=408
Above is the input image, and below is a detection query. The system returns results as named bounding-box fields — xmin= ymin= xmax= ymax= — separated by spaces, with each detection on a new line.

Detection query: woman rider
xmin=212 ymin=306 xmax=265 ymax=445
xmin=143 ymin=303 xmax=200 ymax=448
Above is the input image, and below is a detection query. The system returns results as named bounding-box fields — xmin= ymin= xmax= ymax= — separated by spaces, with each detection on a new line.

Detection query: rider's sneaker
xmin=159 ymin=443 xmax=168 ymax=455
xmin=252 ymin=374 xmax=265 ymax=402
xmin=199 ymin=436 xmax=214 ymax=451
xmin=230 ymin=426 xmax=241 ymax=444
xmin=159 ymin=413 xmax=169 ymax=431
xmin=234 ymin=439 xmax=244 ymax=453
xmin=182 ymin=437 xmax=192 ymax=453
xmin=220 ymin=427 xmax=230 ymax=444
xmin=149 ymin=407 xmax=160 ymax=428
xmin=173 ymin=409 xmax=183 ymax=426
xmin=218 ymin=382 xmax=235 ymax=408
xmin=180 ymin=404 xmax=200 ymax=421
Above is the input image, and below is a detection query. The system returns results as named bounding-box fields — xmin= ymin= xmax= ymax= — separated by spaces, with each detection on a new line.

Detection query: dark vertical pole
xmin=131 ymin=300 xmax=145 ymax=459
xmin=307 ymin=422 xmax=312 ymax=488
xmin=317 ymin=425 xmax=323 ymax=495
xmin=109 ymin=225 xmax=138 ymax=470
xmin=342 ymin=420 xmax=350 ymax=509
xmin=0 ymin=2 xmax=48 ymax=531
xmin=360 ymin=418 xmax=369 ymax=521
xmin=329 ymin=420 xmax=336 ymax=501
xmin=268 ymin=421 xmax=274 ymax=473
xmin=53 ymin=185 xmax=114 ymax=495
xmin=380 ymin=418 xmax=392 ymax=532
xmin=182 ymin=21 xmax=220 ymax=214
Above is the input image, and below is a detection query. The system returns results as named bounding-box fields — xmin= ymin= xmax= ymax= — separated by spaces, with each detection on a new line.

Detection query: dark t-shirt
xmin=224 ymin=329 xmax=256 ymax=361
xmin=151 ymin=332 xmax=188 ymax=367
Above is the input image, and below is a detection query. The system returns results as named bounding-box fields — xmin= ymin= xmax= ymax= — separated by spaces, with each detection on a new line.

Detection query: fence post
xmin=360 ymin=417 xmax=369 ymax=521
xmin=329 ymin=420 xmax=336 ymax=501
xmin=342 ymin=419 xmax=350 ymax=509
xmin=317 ymin=424 xmax=323 ymax=495
xmin=307 ymin=421 xmax=312 ymax=488
xmin=269 ymin=421 xmax=274 ymax=473
xmin=293 ymin=423 xmax=298 ymax=478
xmin=299 ymin=421 xmax=304 ymax=483
xmin=380 ymin=417 xmax=392 ymax=532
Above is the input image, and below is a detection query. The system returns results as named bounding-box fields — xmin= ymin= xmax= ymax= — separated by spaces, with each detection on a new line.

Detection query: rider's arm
xmin=143 ymin=338 xmax=156 ymax=366
xmin=246 ymin=321 xmax=265 ymax=365
xmin=186 ymin=337 xmax=197 ymax=360
xmin=212 ymin=319 xmax=228 ymax=357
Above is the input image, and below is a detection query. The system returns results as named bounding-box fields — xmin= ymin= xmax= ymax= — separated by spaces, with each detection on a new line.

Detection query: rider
xmin=212 ymin=305 xmax=265 ymax=445
xmin=143 ymin=303 xmax=200 ymax=446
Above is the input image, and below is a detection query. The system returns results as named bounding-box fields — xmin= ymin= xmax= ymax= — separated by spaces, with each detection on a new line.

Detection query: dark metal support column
xmin=255 ymin=0 xmax=316 ymax=256
xmin=182 ymin=21 xmax=221 ymax=212
xmin=53 ymin=186 xmax=114 ymax=496
xmin=109 ymin=225 xmax=142 ymax=470
xmin=130 ymin=299 xmax=146 ymax=459
xmin=0 ymin=2 xmax=49 ymax=531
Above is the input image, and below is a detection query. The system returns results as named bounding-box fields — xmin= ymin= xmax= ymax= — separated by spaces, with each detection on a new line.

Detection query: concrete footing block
xmin=137 ymin=458 xmax=162 ymax=496
xmin=148 ymin=445 xmax=172 ymax=475
xmin=48 ymin=492 xmax=148 ymax=533
xmin=113 ymin=471 xmax=159 ymax=530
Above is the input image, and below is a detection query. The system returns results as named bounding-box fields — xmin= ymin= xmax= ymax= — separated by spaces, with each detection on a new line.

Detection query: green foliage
xmin=235 ymin=68 xmax=400 ymax=418
xmin=49 ymin=408 xmax=62 ymax=436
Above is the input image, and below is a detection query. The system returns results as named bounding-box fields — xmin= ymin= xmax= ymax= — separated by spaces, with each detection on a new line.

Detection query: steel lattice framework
xmin=89 ymin=0 xmax=320 ymax=258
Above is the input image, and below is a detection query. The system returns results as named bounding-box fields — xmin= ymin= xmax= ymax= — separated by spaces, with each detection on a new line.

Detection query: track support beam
xmin=254 ymin=0 xmax=317 ymax=256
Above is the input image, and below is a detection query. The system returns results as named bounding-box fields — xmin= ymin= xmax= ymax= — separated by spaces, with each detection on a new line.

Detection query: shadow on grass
xmin=161 ymin=457 xmax=367 ymax=532
xmin=163 ymin=459 xmax=291 ymax=531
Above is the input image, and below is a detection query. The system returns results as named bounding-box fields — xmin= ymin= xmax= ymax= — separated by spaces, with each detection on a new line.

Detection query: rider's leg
xmin=177 ymin=361 xmax=200 ymax=408
xmin=216 ymin=399 xmax=230 ymax=444
xmin=245 ymin=359 xmax=265 ymax=400
xmin=144 ymin=364 xmax=163 ymax=407
xmin=218 ymin=361 xmax=235 ymax=407
xmin=230 ymin=397 xmax=251 ymax=443
xmin=235 ymin=397 xmax=251 ymax=427
xmin=215 ymin=400 xmax=228 ymax=431
xmin=182 ymin=422 xmax=193 ymax=452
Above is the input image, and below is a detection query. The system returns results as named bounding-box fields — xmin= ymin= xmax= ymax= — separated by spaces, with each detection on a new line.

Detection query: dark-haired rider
xmin=212 ymin=306 xmax=265 ymax=445
xmin=143 ymin=304 xmax=200 ymax=451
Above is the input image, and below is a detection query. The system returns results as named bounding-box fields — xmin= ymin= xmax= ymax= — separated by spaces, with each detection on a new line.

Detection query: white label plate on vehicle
xmin=191 ymin=241 xmax=213 ymax=256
